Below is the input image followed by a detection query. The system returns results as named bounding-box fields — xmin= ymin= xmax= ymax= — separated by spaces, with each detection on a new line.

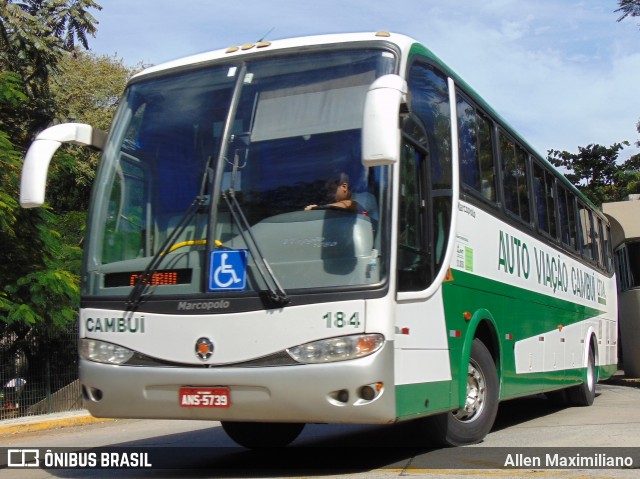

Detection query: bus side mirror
xmin=20 ymin=123 xmax=107 ymax=208
xmin=361 ymin=74 xmax=408 ymax=166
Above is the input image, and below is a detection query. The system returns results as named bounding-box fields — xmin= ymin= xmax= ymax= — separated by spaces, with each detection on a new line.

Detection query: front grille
xmin=124 ymin=350 xmax=298 ymax=368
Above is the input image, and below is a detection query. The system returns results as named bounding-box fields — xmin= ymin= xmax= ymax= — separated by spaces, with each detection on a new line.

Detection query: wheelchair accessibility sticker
xmin=209 ymin=250 xmax=248 ymax=291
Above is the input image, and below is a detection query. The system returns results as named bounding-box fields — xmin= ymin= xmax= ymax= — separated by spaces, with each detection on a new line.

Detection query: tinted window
xmin=457 ymin=96 xmax=496 ymax=202
xmin=408 ymin=63 xmax=453 ymax=276
xmin=408 ymin=64 xmax=451 ymax=191
xmin=595 ymin=218 xmax=604 ymax=268
xmin=615 ymin=242 xmax=640 ymax=291
xmin=557 ymin=185 xmax=577 ymax=250
xmin=533 ymin=162 xmax=557 ymax=238
xmin=603 ymin=224 xmax=614 ymax=273
xmin=578 ymin=203 xmax=595 ymax=261
xmin=628 ymin=242 xmax=640 ymax=288
xmin=397 ymin=143 xmax=430 ymax=291
xmin=500 ymin=133 xmax=530 ymax=223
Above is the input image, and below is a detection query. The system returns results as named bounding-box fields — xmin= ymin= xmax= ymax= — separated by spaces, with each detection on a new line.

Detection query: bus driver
xmin=305 ymin=172 xmax=359 ymax=212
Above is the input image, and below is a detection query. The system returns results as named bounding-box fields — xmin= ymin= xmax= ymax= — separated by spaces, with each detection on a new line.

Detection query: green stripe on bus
xmin=442 ymin=269 xmax=608 ymax=399
xmin=445 ymin=269 xmax=606 ymax=320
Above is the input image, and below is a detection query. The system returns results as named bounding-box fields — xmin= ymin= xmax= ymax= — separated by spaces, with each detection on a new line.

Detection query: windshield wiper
xmin=222 ymin=189 xmax=290 ymax=306
xmin=126 ymin=152 xmax=218 ymax=311
xmin=125 ymin=195 xmax=208 ymax=311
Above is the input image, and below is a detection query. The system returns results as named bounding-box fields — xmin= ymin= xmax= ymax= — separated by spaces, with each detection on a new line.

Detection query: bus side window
xmin=578 ymin=203 xmax=595 ymax=261
xmin=457 ymin=95 xmax=496 ymax=202
xmin=533 ymin=162 xmax=557 ymax=238
xmin=557 ymin=185 xmax=578 ymax=250
xmin=603 ymin=224 xmax=614 ymax=273
xmin=407 ymin=61 xmax=453 ymax=283
xmin=595 ymin=217 xmax=605 ymax=269
xmin=500 ymin=133 xmax=530 ymax=223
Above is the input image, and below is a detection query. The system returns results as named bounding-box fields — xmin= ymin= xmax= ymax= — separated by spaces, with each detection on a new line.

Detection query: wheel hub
xmin=453 ymin=359 xmax=486 ymax=422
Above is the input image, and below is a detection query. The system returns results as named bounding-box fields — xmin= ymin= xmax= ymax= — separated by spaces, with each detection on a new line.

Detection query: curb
xmin=0 ymin=412 xmax=115 ymax=436
xmin=602 ymin=377 xmax=640 ymax=388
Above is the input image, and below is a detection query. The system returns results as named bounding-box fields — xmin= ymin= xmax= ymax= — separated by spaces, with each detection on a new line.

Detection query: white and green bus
xmin=20 ymin=32 xmax=617 ymax=448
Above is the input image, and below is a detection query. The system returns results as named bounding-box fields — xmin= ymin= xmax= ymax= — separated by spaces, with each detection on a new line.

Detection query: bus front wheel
xmin=426 ymin=338 xmax=499 ymax=446
xmin=221 ymin=421 xmax=305 ymax=448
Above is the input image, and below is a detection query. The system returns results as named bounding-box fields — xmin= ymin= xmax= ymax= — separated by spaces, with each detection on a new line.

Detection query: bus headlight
xmin=79 ymin=339 xmax=134 ymax=365
xmin=286 ymin=334 xmax=384 ymax=364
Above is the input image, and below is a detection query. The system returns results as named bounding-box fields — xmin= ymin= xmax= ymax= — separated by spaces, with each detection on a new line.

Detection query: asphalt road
xmin=1 ymin=382 xmax=639 ymax=478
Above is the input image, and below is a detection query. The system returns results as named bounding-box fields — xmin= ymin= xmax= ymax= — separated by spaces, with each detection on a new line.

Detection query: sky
xmin=88 ymin=0 xmax=640 ymax=161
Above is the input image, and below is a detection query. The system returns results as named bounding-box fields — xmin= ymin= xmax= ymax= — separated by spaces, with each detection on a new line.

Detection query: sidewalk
xmin=0 ymin=409 xmax=114 ymax=436
xmin=1 ymin=373 xmax=637 ymax=436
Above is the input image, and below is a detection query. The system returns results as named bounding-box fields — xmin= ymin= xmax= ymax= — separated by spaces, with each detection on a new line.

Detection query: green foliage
xmin=0 ymin=192 xmax=80 ymax=330
xmin=3 ymin=266 xmax=79 ymax=327
xmin=0 ymin=1 xmax=101 ymax=330
xmin=0 ymin=129 xmax=20 ymax=234
xmin=0 ymin=71 xmax=27 ymax=105
xmin=0 ymin=0 xmax=103 ymax=144
xmin=51 ymin=49 xmax=134 ymax=130
xmin=616 ymin=121 xmax=640 ymax=195
xmin=0 ymin=75 xmax=24 ymax=237
xmin=547 ymin=141 xmax=640 ymax=206
xmin=0 ymin=124 xmax=80 ymax=325
xmin=46 ymin=50 xmax=136 ymax=212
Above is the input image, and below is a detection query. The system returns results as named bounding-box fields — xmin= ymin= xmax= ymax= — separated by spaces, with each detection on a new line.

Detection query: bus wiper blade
xmin=222 ymin=189 xmax=290 ymax=306
xmin=126 ymin=195 xmax=208 ymax=311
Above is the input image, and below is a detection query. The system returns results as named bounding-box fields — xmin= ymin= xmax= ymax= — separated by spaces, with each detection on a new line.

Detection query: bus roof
xmin=131 ymin=31 xmax=417 ymax=80
xmin=130 ymin=31 xmax=596 ymax=214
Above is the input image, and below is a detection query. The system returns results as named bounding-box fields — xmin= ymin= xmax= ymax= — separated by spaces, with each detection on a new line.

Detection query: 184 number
xmin=324 ymin=312 xmax=360 ymax=328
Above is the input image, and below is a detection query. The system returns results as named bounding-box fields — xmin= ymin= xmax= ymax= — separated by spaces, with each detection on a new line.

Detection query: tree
xmin=0 ymin=73 xmax=79 ymax=329
xmin=0 ymin=1 xmax=101 ymax=330
xmin=548 ymin=141 xmax=640 ymax=206
xmin=0 ymin=73 xmax=26 ymax=237
xmin=47 ymin=50 xmax=136 ymax=213
xmin=43 ymin=51 xmax=136 ymax=281
xmin=616 ymin=0 xmax=640 ymax=26
xmin=615 ymin=2 xmax=640 ymax=191
xmin=0 ymin=0 xmax=102 ymax=144
xmin=623 ymin=121 xmax=640 ymax=194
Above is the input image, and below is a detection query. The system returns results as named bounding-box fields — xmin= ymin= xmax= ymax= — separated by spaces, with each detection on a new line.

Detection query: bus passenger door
xmin=394 ymin=119 xmax=452 ymax=416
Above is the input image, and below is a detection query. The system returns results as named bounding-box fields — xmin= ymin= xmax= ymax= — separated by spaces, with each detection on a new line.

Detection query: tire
xmin=221 ymin=421 xmax=305 ymax=448
xmin=425 ymin=339 xmax=499 ymax=446
xmin=566 ymin=344 xmax=596 ymax=407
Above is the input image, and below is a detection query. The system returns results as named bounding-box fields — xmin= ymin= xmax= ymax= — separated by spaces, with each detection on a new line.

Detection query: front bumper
xmin=80 ymin=341 xmax=396 ymax=424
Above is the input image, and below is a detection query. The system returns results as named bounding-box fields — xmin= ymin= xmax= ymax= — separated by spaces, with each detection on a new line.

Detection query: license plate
xmin=179 ymin=387 xmax=230 ymax=408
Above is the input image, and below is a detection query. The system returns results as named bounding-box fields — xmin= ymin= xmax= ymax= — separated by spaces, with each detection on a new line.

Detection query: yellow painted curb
xmin=603 ymin=377 xmax=640 ymax=388
xmin=0 ymin=415 xmax=116 ymax=436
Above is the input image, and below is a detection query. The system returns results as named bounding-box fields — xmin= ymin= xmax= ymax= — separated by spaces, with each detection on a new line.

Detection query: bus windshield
xmin=84 ymin=49 xmax=395 ymax=299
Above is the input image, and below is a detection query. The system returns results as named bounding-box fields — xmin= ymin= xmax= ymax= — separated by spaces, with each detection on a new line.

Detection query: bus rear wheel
xmin=221 ymin=421 xmax=305 ymax=448
xmin=566 ymin=344 xmax=596 ymax=407
xmin=426 ymin=338 xmax=499 ymax=446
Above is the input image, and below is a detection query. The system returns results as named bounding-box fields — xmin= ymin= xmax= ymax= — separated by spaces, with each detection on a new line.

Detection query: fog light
xmin=359 ymin=382 xmax=383 ymax=401
xmin=82 ymin=385 xmax=103 ymax=402
xmin=360 ymin=385 xmax=375 ymax=401
xmin=328 ymin=388 xmax=350 ymax=406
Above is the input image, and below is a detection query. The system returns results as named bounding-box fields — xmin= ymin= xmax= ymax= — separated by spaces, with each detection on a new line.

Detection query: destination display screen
xmin=104 ymin=269 xmax=192 ymax=287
